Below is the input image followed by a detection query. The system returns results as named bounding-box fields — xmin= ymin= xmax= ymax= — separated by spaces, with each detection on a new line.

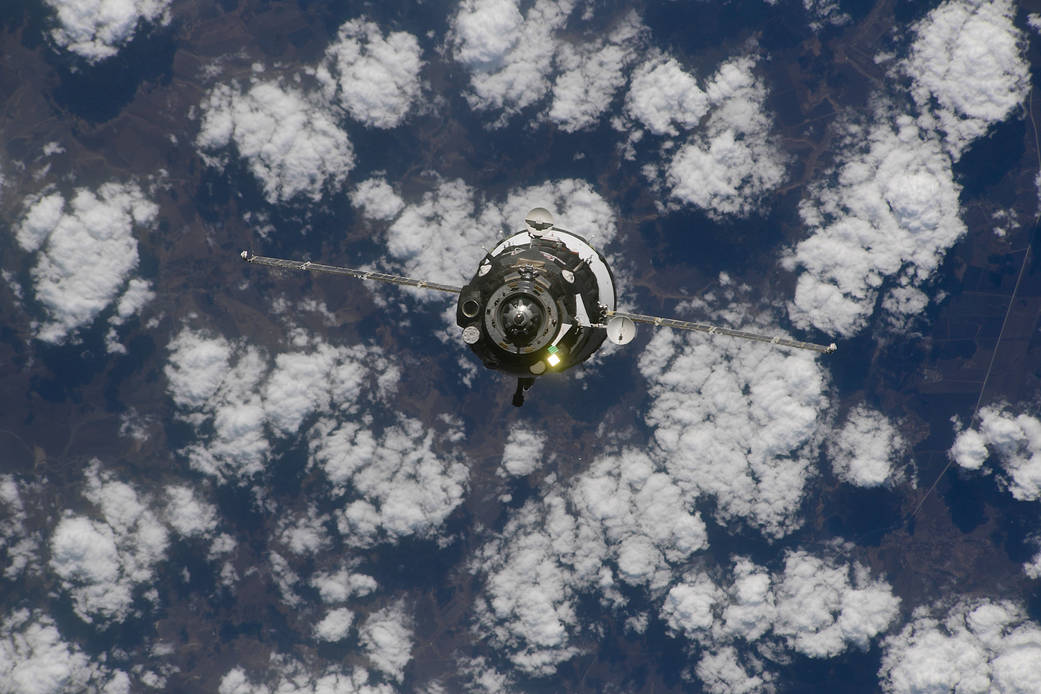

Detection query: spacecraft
xmin=242 ymin=208 xmax=836 ymax=406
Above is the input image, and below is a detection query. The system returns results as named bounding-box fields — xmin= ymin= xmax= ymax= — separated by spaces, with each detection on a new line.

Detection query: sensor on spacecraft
xmin=241 ymin=208 xmax=836 ymax=406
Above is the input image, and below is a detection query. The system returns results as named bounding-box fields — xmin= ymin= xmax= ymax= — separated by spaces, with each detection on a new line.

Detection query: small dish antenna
xmin=606 ymin=315 xmax=637 ymax=345
xmin=525 ymin=207 xmax=554 ymax=232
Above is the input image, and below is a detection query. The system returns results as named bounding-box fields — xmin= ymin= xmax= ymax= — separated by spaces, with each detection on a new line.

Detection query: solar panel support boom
xmin=241 ymin=251 xmax=463 ymax=294
xmin=603 ymin=309 xmax=837 ymax=354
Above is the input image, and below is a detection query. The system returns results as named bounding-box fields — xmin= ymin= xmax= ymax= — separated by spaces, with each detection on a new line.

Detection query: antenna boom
xmin=605 ymin=309 xmax=836 ymax=354
xmin=241 ymin=252 xmax=462 ymax=294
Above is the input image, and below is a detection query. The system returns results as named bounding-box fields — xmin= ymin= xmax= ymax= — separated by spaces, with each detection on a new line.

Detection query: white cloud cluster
xmin=663 ymin=56 xmax=789 ymax=218
xmin=15 ymin=183 xmax=157 ymax=343
xmin=311 ymin=566 xmax=378 ymax=604
xmin=49 ymin=461 xmax=168 ymax=624
xmin=546 ymin=14 xmax=644 ymax=132
xmin=359 ymin=602 xmax=413 ymax=682
xmin=450 ymin=0 xmax=573 ymax=120
xmin=828 ymin=405 xmax=907 ymax=487
xmin=352 ymin=177 xmax=617 ymax=294
xmin=165 ymin=328 xmax=396 ymax=481
xmin=0 ymin=476 xmax=39 ymax=579
xmin=165 ymin=326 xmax=468 ymax=547
xmin=473 ymin=449 xmax=708 ymax=675
xmin=950 ymin=405 xmax=1041 ymax=501
xmin=904 ymin=0 xmax=1029 ymax=159
xmin=310 ymin=415 xmax=469 ymax=547
xmin=662 ymin=550 xmax=899 ymax=691
xmin=639 ymin=310 xmax=829 ymax=538
xmin=44 ymin=0 xmax=171 ymax=63
xmin=0 ymin=609 xmax=126 ymax=694
xmin=450 ymin=0 xmax=644 ymax=130
xmin=786 ymin=0 xmax=1028 ymax=338
xmin=498 ymin=426 xmax=546 ymax=477
xmin=622 ymin=51 xmax=789 ymax=218
xmin=219 ymin=658 xmax=393 ymax=694
xmin=315 ymin=19 xmax=424 ymax=129
xmin=880 ymin=598 xmax=1041 ymax=693
xmin=196 ymin=81 xmax=355 ymax=204
xmin=163 ymin=485 xmax=219 ymax=538
xmin=784 ymin=112 xmax=963 ymax=337
xmin=314 ymin=608 xmax=354 ymax=642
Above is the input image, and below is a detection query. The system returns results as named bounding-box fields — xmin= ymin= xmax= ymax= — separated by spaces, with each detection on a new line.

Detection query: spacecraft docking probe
xmin=241 ymin=207 xmax=837 ymax=407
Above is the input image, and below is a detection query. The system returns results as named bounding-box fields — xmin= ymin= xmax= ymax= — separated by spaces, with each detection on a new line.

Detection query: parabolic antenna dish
xmin=606 ymin=315 xmax=637 ymax=345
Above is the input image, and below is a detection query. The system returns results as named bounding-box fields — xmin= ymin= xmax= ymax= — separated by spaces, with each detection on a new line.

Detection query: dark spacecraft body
xmin=455 ymin=207 xmax=614 ymax=381
xmin=242 ymin=207 xmax=835 ymax=406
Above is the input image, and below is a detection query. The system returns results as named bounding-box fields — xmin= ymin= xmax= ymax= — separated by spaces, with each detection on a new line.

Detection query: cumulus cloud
xmin=165 ymin=328 xmax=397 ymax=481
xmin=450 ymin=0 xmax=572 ymax=120
xmin=0 ymin=476 xmax=39 ymax=579
xmin=624 ymin=55 xmax=709 ymax=136
xmin=828 ymin=405 xmax=908 ymax=487
xmin=196 ymin=80 xmax=355 ymax=204
xmin=314 ymin=608 xmax=354 ymax=642
xmin=665 ymin=56 xmax=789 ymax=218
xmin=14 ymin=183 xmax=157 ymax=343
xmin=0 ymin=609 xmax=125 ymax=694
xmin=311 ymin=567 xmax=378 ymax=604
xmin=880 ymin=598 xmax=1041 ymax=693
xmin=786 ymin=0 xmax=1028 ymax=337
xmin=315 ymin=19 xmax=424 ymax=129
xmin=166 ymin=325 xmax=467 ymax=547
xmin=49 ymin=461 xmax=168 ymax=624
xmin=662 ymin=550 xmax=899 ymax=690
xmin=498 ymin=426 xmax=546 ymax=477
xmin=164 ymin=485 xmax=219 ymax=538
xmin=784 ymin=111 xmax=964 ymax=337
xmin=473 ymin=449 xmax=708 ymax=675
xmin=353 ymin=176 xmax=617 ymax=295
xmin=219 ymin=658 xmax=393 ymax=694
xmin=950 ymin=405 xmax=1041 ymax=501
xmin=44 ymin=0 xmax=171 ymax=63
xmin=546 ymin=14 xmax=644 ymax=132
xmin=638 ymin=296 xmax=829 ymax=538
xmin=904 ymin=0 xmax=1029 ymax=159
xmin=360 ymin=602 xmax=413 ymax=682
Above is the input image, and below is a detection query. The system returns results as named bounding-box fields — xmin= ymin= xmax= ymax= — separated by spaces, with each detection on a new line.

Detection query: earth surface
xmin=2 ymin=0 xmax=1041 ymax=692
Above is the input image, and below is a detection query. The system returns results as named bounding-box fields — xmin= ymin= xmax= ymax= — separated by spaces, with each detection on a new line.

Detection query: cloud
xmin=880 ymin=598 xmax=1041 ymax=693
xmin=315 ymin=19 xmax=424 ymax=129
xmin=49 ymin=461 xmax=169 ymax=624
xmin=352 ymin=176 xmax=617 ymax=299
xmin=638 ymin=298 xmax=829 ymax=538
xmin=219 ymin=658 xmax=394 ymax=694
xmin=498 ymin=426 xmax=546 ymax=477
xmin=43 ymin=0 xmax=171 ymax=63
xmin=546 ymin=14 xmax=644 ymax=133
xmin=450 ymin=0 xmax=572 ymax=120
xmin=311 ymin=415 xmax=469 ymax=547
xmin=828 ymin=405 xmax=907 ymax=487
xmin=0 ymin=476 xmax=39 ymax=580
xmin=311 ymin=567 xmax=378 ymax=604
xmin=360 ymin=602 xmax=413 ymax=682
xmin=164 ymin=485 xmax=218 ymax=538
xmin=663 ymin=549 xmax=899 ymax=689
xmin=196 ymin=80 xmax=355 ymax=204
xmin=783 ymin=110 xmax=964 ymax=337
xmin=950 ymin=405 xmax=1041 ymax=501
xmin=165 ymin=328 xmax=398 ymax=482
xmin=624 ymin=54 xmax=709 ymax=136
xmin=785 ymin=0 xmax=1028 ymax=338
xmin=665 ymin=56 xmax=789 ymax=218
xmin=904 ymin=0 xmax=1029 ymax=159
xmin=0 ymin=609 xmax=124 ymax=694
xmin=314 ymin=607 xmax=355 ymax=642
xmin=14 ymin=183 xmax=158 ymax=343
xmin=473 ymin=449 xmax=708 ymax=674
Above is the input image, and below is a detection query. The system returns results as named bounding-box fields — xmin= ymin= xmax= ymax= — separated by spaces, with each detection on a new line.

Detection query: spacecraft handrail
xmin=241 ymin=252 xmax=463 ymax=294
xmin=604 ymin=309 xmax=837 ymax=354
